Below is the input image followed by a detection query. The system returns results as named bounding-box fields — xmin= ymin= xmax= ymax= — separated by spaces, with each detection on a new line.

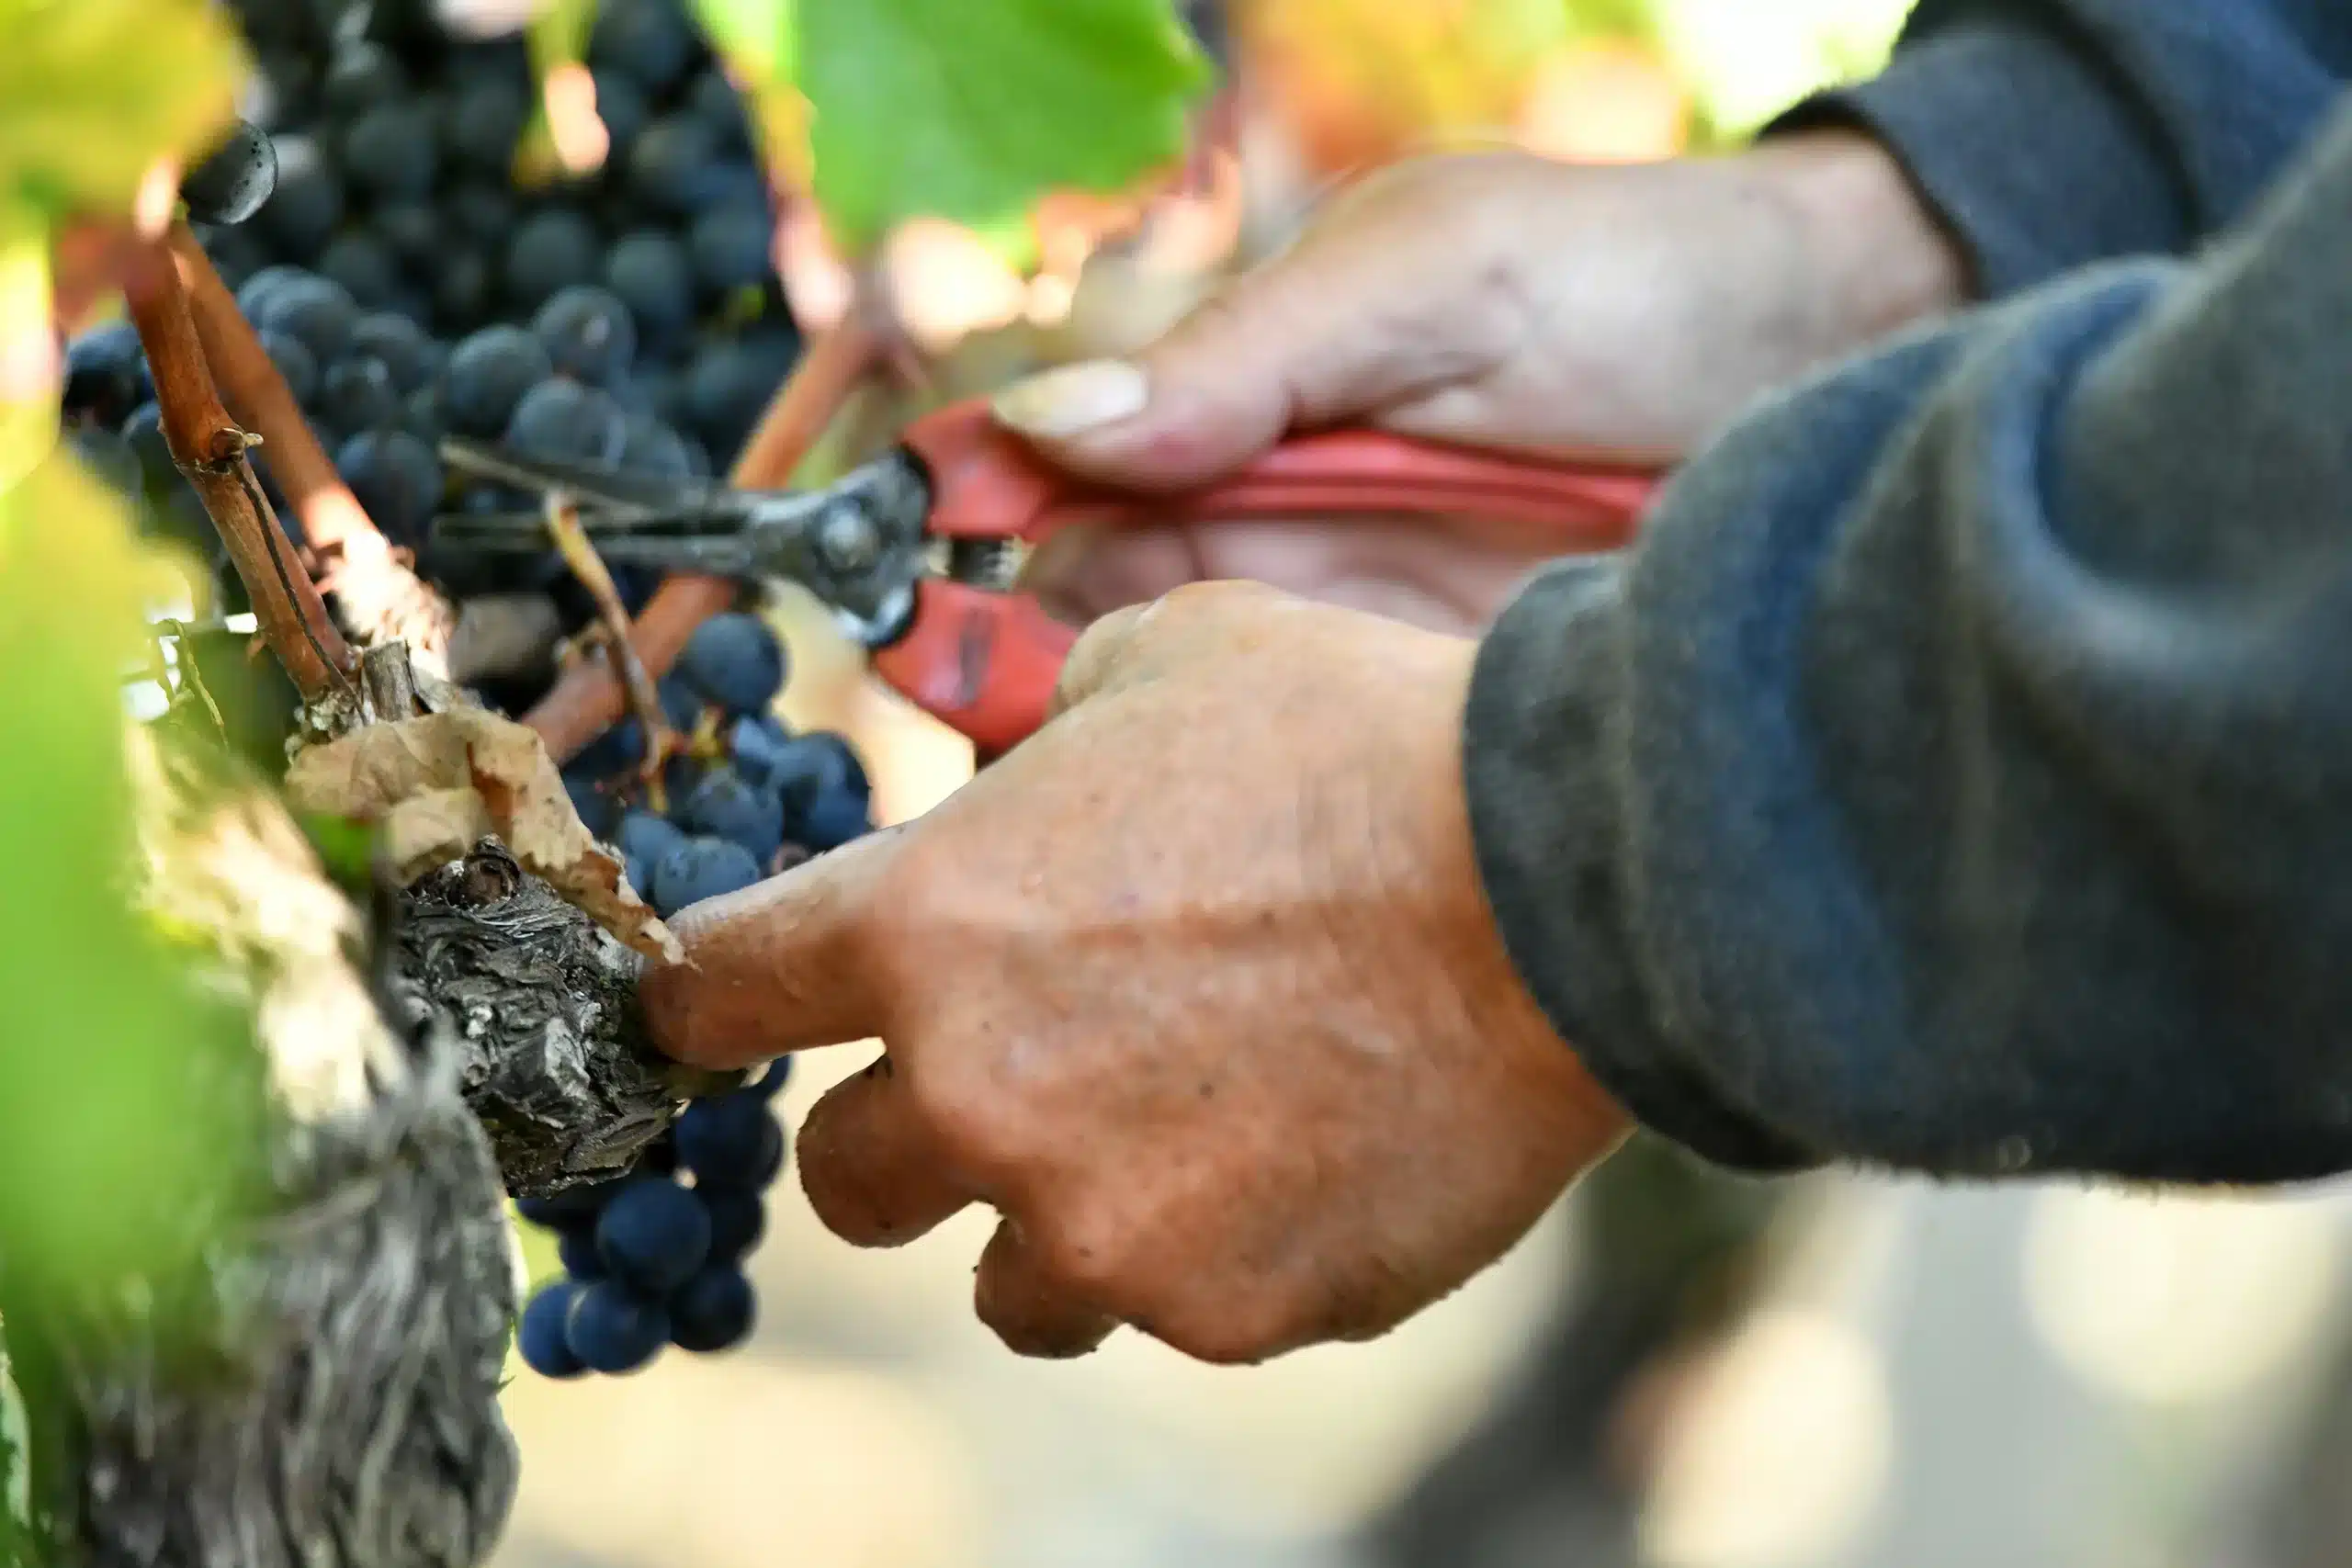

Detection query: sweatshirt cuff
xmin=1461 ymin=558 xmax=1821 ymax=1174
xmin=1767 ymin=17 xmax=2189 ymax=298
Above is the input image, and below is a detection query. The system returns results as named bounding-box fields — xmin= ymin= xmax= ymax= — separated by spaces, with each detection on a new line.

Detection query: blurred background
xmin=492 ymin=4 xmax=2352 ymax=1566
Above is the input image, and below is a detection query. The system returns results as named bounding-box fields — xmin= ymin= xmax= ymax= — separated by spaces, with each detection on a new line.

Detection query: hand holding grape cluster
xmin=642 ymin=583 xmax=1632 ymax=1365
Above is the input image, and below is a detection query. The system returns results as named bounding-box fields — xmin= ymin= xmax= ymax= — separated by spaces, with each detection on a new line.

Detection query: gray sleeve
xmin=1770 ymin=0 xmax=2347 ymax=296
xmin=1462 ymin=98 xmax=2352 ymax=1184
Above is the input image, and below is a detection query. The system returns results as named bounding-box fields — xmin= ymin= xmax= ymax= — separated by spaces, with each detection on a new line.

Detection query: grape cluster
xmin=66 ymin=0 xmax=800 ymax=716
xmin=515 ymin=1057 xmax=791 ymax=1375
xmin=564 ymin=610 xmax=874 ymax=918
xmin=64 ymin=0 xmax=887 ymax=1380
xmin=511 ymin=609 xmax=871 ymax=1380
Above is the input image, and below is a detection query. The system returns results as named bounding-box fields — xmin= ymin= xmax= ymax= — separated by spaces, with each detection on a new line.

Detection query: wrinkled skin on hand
xmin=642 ymin=584 xmax=1631 ymax=1363
xmin=1007 ymin=137 xmax=1965 ymax=635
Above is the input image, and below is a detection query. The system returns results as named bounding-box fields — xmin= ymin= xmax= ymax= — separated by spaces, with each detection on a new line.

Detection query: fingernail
xmin=990 ymin=359 xmax=1149 ymax=439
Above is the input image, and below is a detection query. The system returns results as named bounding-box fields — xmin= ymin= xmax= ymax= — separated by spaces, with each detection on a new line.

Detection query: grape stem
xmin=521 ymin=311 xmax=882 ymax=765
xmin=541 ymin=493 xmax=679 ymax=810
xmin=165 ymin=223 xmax=460 ymax=679
xmin=120 ymin=237 xmax=356 ymax=705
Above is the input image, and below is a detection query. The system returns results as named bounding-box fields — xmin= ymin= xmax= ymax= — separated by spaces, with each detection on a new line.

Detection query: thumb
xmin=989 ymin=197 xmax=1479 ymax=490
xmin=639 ymin=827 xmax=898 ymax=1069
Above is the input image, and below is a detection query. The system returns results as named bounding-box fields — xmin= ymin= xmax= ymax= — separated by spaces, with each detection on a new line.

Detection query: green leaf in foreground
xmin=0 ymin=439 xmax=262 ymax=1300
xmin=700 ymin=0 xmax=1212 ymax=266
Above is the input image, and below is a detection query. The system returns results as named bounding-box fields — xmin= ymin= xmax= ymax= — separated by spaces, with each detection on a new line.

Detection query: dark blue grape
xmin=668 ymin=1266 xmax=755 ymax=1353
xmin=604 ymin=231 xmax=695 ymax=347
xmin=316 ymin=230 xmax=401 ymax=309
xmin=698 ymin=1185 xmax=765 ymax=1260
xmin=804 ymin=731 xmax=873 ymax=800
xmin=338 ymin=429 xmax=442 ymax=548
xmin=443 ymin=34 xmax=532 ymax=88
xmin=318 ymin=355 xmax=401 ymax=437
xmin=350 ymin=311 xmax=434 ymax=393
xmin=447 ymin=75 xmax=528 ymax=174
xmin=679 ymin=768 xmax=784 ymax=863
xmin=697 ymin=162 xmax=773 ymax=210
xmin=122 ymin=403 xmax=175 ymax=491
xmin=594 ymin=1178 xmax=712 ymax=1293
xmin=532 ymin=285 xmax=637 ymax=387
xmin=256 ymin=328 xmax=320 ymax=407
xmin=63 ymin=322 xmax=148 ymax=427
xmin=504 ymin=207 xmax=601 ymax=311
xmin=798 ymin=784 xmax=873 ymax=853
xmin=589 ymin=66 xmax=650 ymax=150
xmin=590 ymin=0 xmax=700 ymax=96
xmin=445 ymin=182 xmax=516 ymax=245
xmin=564 ymin=1280 xmax=669 ymax=1374
xmin=688 ymin=202 xmax=774 ymax=300
xmin=687 ymin=68 xmax=754 ymax=154
xmin=557 ymin=1225 xmax=608 ymax=1280
xmin=258 ymin=135 xmax=345 ymax=255
xmin=651 ymin=837 xmax=762 ymax=919
xmin=616 ymin=414 xmax=692 ymax=478
xmin=248 ymin=50 xmax=322 ymax=131
xmin=403 ymin=384 xmax=447 ymax=446
xmin=675 ymin=1093 xmax=784 ymax=1190
xmin=340 ymin=102 xmax=439 ymax=203
xmin=258 ymin=274 xmax=360 ymax=365
xmin=634 ymin=365 xmax=685 ymax=425
xmin=728 ymin=713 xmax=792 ymax=784
xmin=194 ymin=221 xmax=266 ymax=293
xmin=518 ymin=1280 xmax=588 ymax=1378
xmin=659 ymin=671 xmax=707 ymax=735
xmin=321 ymin=39 xmax=410 ymax=118
xmin=565 ymin=769 xmax=623 ymax=840
xmin=760 ymin=730 xmax=861 ymax=819
xmin=503 ymin=378 xmax=628 ymax=465
xmin=682 ymin=339 xmax=775 ymax=455
xmin=516 ymin=1179 xmax=621 ymax=1227
xmin=235 ymin=265 xmax=310 ymax=321
xmin=432 ymin=247 xmax=495 ymax=334
xmin=371 ymin=200 xmax=442 ymax=272
xmin=751 ymin=1056 xmax=792 ymax=1101
xmin=679 ymin=612 xmax=785 ymax=717
xmin=572 ymin=716 xmax=649 ymax=780
xmin=182 ymin=118 xmax=277 ymax=226
xmin=616 ymin=809 xmax=686 ymax=869
xmin=442 ymin=323 xmax=553 ymax=437
xmin=624 ymin=115 xmax=728 ymax=218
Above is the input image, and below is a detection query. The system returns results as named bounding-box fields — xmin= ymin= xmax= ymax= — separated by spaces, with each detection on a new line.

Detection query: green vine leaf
xmin=693 ymin=0 xmax=1213 ymax=267
xmin=0 ymin=0 xmax=244 ymax=222
xmin=0 ymin=0 xmax=254 ymax=1303
xmin=0 ymin=447 xmax=262 ymax=1298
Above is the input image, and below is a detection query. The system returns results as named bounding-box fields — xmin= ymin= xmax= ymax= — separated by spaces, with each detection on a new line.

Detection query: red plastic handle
xmin=872 ymin=398 xmax=1663 ymax=754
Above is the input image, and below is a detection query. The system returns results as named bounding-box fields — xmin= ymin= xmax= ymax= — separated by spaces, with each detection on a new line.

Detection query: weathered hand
xmin=998 ymin=134 xmax=1964 ymax=635
xmin=641 ymin=583 xmax=1630 ymax=1363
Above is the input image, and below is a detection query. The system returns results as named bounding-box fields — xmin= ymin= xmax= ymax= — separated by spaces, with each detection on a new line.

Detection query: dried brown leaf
xmin=287 ymin=710 xmax=683 ymax=964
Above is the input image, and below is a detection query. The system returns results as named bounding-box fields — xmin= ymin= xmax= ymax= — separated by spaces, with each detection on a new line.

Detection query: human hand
xmin=999 ymin=133 xmax=1965 ymax=635
xmin=641 ymin=582 xmax=1631 ymax=1363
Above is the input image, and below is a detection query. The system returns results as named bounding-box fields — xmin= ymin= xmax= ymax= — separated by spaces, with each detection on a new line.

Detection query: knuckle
xmin=1150 ymin=1295 xmax=1293 ymax=1368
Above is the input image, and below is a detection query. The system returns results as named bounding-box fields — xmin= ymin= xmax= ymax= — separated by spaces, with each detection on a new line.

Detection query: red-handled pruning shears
xmin=431 ymin=399 xmax=1662 ymax=753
